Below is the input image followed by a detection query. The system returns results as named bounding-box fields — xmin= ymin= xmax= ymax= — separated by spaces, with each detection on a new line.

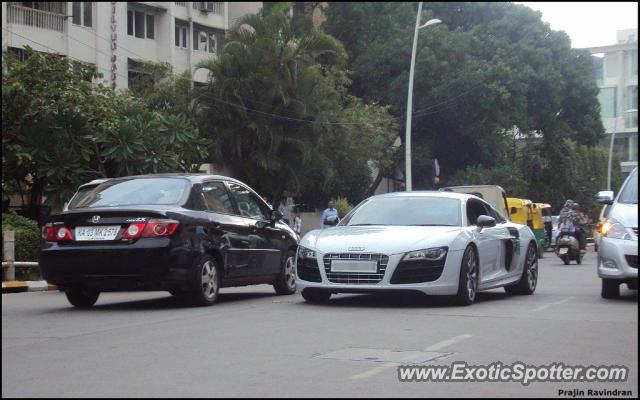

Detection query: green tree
xmin=196 ymin=3 xmax=397 ymax=206
xmin=2 ymin=47 xmax=119 ymax=211
xmin=2 ymin=48 xmax=208 ymax=212
xmin=322 ymin=2 xmax=606 ymax=192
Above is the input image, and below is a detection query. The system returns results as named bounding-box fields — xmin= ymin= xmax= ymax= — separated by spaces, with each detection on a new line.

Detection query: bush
xmin=331 ymin=196 xmax=353 ymax=218
xmin=2 ymin=212 xmax=40 ymax=262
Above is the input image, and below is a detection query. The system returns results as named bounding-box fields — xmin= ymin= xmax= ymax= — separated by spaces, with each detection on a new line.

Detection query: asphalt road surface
xmin=2 ymin=249 xmax=637 ymax=398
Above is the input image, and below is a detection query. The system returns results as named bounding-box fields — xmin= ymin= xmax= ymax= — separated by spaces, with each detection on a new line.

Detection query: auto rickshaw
xmin=508 ymin=198 xmax=543 ymax=257
xmin=443 ymin=185 xmax=510 ymax=221
xmin=535 ymin=203 xmax=553 ymax=251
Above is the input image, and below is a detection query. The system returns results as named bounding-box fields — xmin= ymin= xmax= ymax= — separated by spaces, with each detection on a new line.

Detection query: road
xmin=2 ymin=249 xmax=637 ymax=398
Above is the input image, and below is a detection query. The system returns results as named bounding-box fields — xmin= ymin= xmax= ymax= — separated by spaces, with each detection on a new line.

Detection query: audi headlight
xmin=297 ymin=246 xmax=316 ymax=259
xmin=402 ymin=247 xmax=448 ymax=261
xmin=601 ymin=219 xmax=632 ymax=240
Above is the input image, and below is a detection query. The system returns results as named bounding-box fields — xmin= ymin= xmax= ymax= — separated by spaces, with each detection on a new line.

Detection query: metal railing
xmin=175 ymin=2 xmax=188 ymax=6
xmin=192 ymin=2 xmax=224 ymax=16
xmin=7 ymin=4 xmax=65 ymax=33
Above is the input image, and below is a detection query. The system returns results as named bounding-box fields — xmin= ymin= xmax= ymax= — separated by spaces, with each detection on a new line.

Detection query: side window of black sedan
xmin=227 ymin=183 xmax=268 ymax=220
xmin=202 ymin=182 xmax=235 ymax=214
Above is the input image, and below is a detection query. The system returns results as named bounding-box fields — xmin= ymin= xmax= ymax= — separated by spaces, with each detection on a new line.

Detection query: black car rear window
xmin=68 ymin=178 xmax=189 ymax=209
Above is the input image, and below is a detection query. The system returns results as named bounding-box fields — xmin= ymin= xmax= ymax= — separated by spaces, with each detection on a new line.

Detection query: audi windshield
xmin=341 ymin=196 xmax=462 ymax=227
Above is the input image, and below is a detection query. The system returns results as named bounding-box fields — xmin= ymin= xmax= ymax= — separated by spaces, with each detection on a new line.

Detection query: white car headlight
xmin=402 ymin=247 xmax=448 ymax=261
xmin=601 ymin=219 xmax=632 ymax=240
xmin=297 ymin=246 xmax=316 ymax=259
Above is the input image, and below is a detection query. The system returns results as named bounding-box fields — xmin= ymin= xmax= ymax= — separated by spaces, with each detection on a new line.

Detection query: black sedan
xmin=40 ymin=174 xmax=299 ymax=308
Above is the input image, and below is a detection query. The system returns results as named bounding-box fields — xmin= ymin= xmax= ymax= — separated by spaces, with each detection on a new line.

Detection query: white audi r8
xmin=295 ymin=192 xmax=538 ymax=305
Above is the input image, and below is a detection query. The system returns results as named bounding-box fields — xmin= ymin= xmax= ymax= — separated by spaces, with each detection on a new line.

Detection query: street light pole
xmin=404 ymin=2 xmax=440 ymax=191
xmin=607 ymin=108 xmax=637 ymax=190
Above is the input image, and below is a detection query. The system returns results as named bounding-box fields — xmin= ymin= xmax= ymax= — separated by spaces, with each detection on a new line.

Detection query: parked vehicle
xmin=537 ymin=203 xmax=554 ymax=251
xmin=441 ymin=185 xmax=510 ymax=221
xmin=555 ymin=223 xmax=582 ymax=265
xmin=593 ymin=204 xmax=611 ymax=252
xmin=295 ymin=192 xmax=538 ymax=306
xmin=40 ymin=174 xmax=299 ymax=308
xmin=596 ymin=167 xmax=638 ymax=299
xmin=507 ymin=198 xmax=533 ymax=228
xmin=529 ymin=203 xmax=549 ymax=258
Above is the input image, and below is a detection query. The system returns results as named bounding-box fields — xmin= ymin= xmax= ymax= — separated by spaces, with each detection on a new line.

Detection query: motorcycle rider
xmin=557 ymin=200 xmax=587 ymax=254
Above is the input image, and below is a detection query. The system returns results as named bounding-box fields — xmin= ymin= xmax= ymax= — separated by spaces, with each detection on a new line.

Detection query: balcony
xmin=192 ymin=2 xmax=225 ymax=16
xmin=6 ymin=3 xmax=65 ymax=33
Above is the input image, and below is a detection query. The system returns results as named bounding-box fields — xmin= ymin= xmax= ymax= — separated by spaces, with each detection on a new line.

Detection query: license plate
xmin=75 ymin=226 xmax=121 ymax=241
xmin=558 ymin=248 xmax=568 ymax=255
xmin=331 ymin=260 xmax=378 ymax=273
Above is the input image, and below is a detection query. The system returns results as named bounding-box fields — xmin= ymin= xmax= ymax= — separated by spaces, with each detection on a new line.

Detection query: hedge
xmin=2 ymin=211 xmax=40 ymax=262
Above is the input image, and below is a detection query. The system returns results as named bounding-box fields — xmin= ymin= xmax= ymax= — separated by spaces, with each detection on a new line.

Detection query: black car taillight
xmin=120 ymin=223 xmax=146 ymax=240
xmin=42 ymin=223 xmax=73 ymax=242
xmin=141 ymin=219 xmax=180 ymax=237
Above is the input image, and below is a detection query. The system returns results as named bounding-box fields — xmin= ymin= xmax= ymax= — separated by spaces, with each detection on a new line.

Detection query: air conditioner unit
xmin=199 ymin=2 xmax=214 ymax=13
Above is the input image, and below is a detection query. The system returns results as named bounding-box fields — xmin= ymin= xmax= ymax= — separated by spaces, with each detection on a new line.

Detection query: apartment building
xmin=585 ymin=29 xmax=638 ymax=177
xmin=2 ymin=2 xmax=262 ymax=89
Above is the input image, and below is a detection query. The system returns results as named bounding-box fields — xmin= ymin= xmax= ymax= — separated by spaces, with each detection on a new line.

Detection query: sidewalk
xmin=2 ymin=281 xmax=57 ymax=294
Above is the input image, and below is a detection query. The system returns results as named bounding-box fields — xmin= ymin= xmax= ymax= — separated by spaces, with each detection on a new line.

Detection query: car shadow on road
xmin=58 ymin=291 xmax=278 ymax=311
xmin=295 ymin=290 xmax=511 ymax=309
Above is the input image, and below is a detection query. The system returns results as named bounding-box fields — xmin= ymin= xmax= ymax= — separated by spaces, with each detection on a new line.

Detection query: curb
xmin=2 ymin=281 xmax=58 ymax=294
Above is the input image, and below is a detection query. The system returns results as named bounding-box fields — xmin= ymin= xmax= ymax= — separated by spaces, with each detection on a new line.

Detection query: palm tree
xmin=196 ymin=3 xmax=347 ymax=200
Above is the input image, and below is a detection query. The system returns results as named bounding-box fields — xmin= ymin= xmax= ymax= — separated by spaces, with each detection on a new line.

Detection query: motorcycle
xmin=555 ymin=224 xmax=582 ymax=265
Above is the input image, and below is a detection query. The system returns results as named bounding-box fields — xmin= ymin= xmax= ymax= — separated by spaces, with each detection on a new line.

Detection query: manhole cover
xmin=316 ymin=348 xmax=449 ymax=364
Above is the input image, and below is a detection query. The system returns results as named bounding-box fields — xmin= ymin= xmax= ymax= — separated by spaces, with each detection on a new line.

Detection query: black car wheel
xmin=274 ymin=250 xmax=297 ymax=295
xmin=455 ymin=246 xmax=478 ymax=306
xmin=301 ymin=288 xmax=331 ymax=303
xmin=187 ymin=255 xmax=220 ymax=306
xmin=505 ymin=242 xmax=538 ymax=295
xmin=65 ymin=286 xmax=100 ymax=308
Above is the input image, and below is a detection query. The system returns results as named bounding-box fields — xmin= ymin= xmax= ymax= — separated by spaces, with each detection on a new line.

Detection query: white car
xmin=295 ymin=192 xmax=539 ymax=305
xmin=596 ymin=167 xmax=638 ymax=298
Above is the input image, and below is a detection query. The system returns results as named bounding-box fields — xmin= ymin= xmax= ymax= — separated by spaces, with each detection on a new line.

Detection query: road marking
xmin=349 ymin=334 xmax=473 ymax=380
xmin=531 ymin=296 xmax=575 ymax=313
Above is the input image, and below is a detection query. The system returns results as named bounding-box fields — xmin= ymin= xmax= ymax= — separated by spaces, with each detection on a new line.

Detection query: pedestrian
xmin=320 ymin=200 xmax=340 ymax=229
xmin=278 ymin=195 xmax=290 ymax=225
xmin=292 ymin=207 xmax=303 ymax=235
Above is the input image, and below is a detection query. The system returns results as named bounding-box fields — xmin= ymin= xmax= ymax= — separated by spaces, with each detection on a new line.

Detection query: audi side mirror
xmin=271 ymin=210 xmax=283 ymax=222
xmin=596 ymin=190 xmax=614 ymax=205
xmin=477 ymin=215 xmax=496 ymax=229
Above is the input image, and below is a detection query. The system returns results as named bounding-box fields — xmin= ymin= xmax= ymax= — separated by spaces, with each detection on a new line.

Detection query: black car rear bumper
xmin=40 ymin=238 xmax=197 ymax=291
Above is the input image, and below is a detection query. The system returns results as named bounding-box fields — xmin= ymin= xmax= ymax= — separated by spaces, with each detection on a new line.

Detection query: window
xmin=341 ymin=197 xmax=461 ymax=227
xmin=625 ymin=85 xmax=638 ymax=129
xmin=598 ymin=87 xmax=616 ymax=119
xmin=127 ymin=9 xmax=154 ymax=39
xmin=591 ymin=55 xmax=604 ymax=86
xmin=146 ymin=14 xmax=155 ymax=39
xmin=613 ymin=137 xmax=629 ymax=162
xmin=68 ymin=178 xmax=189 ymax=209
xmin=193 ymin=25 xmax=218 ymax=53
xmin=227 ymin=183 xmax=268 ymax=220
xmin=202 ymin=182 xmax=235 ymax=214
xmin=72 ymin=2 xmax=92 ymax=28
xmin=134 ymin=11 xmax=144 ymax=38
xmin=175 ymin=23 xmax=188 ymax=48
xmin=466 ymin=199 xmax=490 ymax=226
